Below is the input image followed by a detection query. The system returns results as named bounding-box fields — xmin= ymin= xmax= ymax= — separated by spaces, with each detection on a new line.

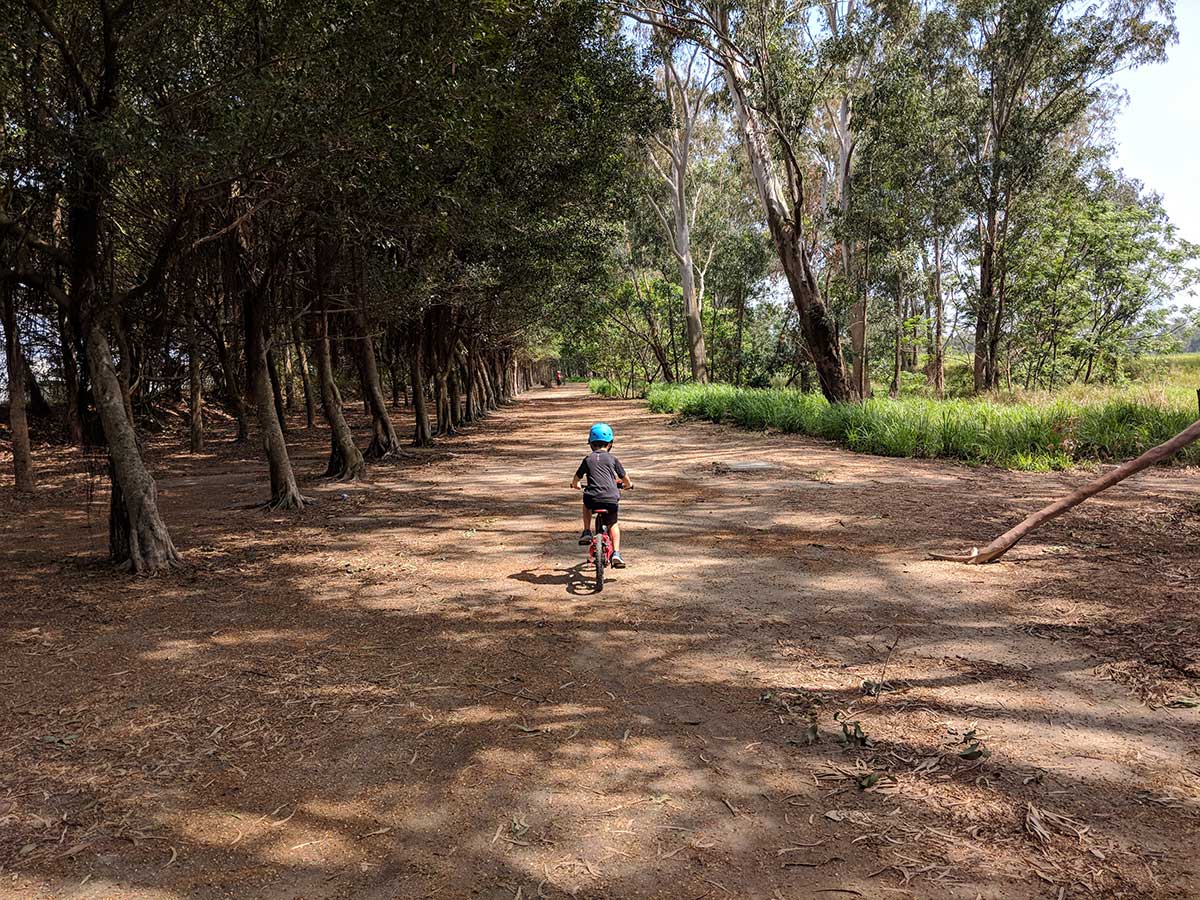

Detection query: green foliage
xmin=635 ymin=382 xmax=1200 ymax=470
xmin=588 ymin=378 xmax=624 ymax=398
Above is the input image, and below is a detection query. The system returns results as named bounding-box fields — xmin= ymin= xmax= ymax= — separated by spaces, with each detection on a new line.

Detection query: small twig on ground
xmin=869 ymin=634 xmax=901 ymax=700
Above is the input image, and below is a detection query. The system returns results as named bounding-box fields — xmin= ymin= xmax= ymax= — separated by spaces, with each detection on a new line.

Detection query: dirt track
xmin=2 ymin=383 xmax=1199 ymax=899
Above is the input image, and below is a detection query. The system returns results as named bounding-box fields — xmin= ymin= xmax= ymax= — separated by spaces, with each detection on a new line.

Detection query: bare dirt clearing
xmin=2 ymin=383 xmax=1199 ymax=899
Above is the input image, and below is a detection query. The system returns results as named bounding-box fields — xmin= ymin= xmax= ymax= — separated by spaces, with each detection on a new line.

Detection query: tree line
xmin=1 ymin=0 xmax=658 ymax=571
xmin=3 ymin=0 xmax=1197 ymax=575
xmin=571 ymin=0 xmax=1194 ymax=400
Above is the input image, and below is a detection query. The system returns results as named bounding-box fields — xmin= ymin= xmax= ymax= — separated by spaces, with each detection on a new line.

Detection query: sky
xmin=1113 ymin=0 xmax=1200 ymax=250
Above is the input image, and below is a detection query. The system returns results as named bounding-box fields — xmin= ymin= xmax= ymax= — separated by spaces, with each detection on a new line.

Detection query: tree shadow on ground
xmin=2 ymin=386 xmax=1198 ymax=898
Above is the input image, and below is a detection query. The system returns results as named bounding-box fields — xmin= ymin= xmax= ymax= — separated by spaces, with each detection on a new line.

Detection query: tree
xmin=2 ymin=278 xmax=34 ymax=491
xmin=953 ymin=0 xmax=1175 ymax=392
xmin=647 ymin=32 xmax=713 ymax=383
xmin=626 ymin=0 xmax=857 ymax=401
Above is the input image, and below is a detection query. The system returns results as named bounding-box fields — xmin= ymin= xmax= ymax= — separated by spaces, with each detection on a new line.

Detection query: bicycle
xmin=587 ymin=508 xmax=615 ymax=592
xmin=583 ymin=484 xmax=631 ymax=593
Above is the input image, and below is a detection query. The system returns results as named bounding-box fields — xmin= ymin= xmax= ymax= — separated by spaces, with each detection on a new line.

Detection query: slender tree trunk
xmin=292 ymin=314 xmax=316 ymax=429
xmin=448 ymin=367 xmax=462 ymax=427
xmin=311 ymin=305 xmax=364 ymax=481
xmin=464 ymin=341 xmax=478 ymax=421
xmin=213 ymin=325 xmax=250 ymax=440
xmin=352 ymin=307 xmax=400 ymax=458
xmin=836 ymin=94 xmax=867 ymax=401
xmin=3 ymin=281 xmax=35 ymax=492
xmin=247 ymin=283 xmax=306 ymax=509
xmin=57 ymin=306 xmax=84 ymax=445
xmin=890 ymin=270 xmax=902 ymax=398
xmin=222 ymin=228 xmax=251 ymax=441
xmin=267 ymin=346 xmax=287 ymax=435
xmin=932 ymin=234 xmax=945 ymax=398
xmin=734 ymin=291 xmax=746 ymax=387
xmin=974 ymin=204 xmax=999 ymax=392
xmin=282 ymin=343 xmax=295 ymax=411
xmin=671 ymin=189 xmax=708 ymax=383
xmin=187 ymin=296 xmax=204 ymax=452
xmin=410 ymin=338 xmax=432 ymax=447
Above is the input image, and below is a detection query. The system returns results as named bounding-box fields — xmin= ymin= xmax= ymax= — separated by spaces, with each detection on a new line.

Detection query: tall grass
xmin=628 ymin=382 xmax=1200 ymax=470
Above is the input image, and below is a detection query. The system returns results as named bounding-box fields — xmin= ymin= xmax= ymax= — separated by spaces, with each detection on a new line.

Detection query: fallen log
xmin=932 ymin=417 xmax=1200 ymax=564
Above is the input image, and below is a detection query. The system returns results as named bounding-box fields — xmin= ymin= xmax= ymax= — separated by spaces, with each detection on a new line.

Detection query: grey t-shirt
xmin=575 ymin=451 xmax=626 ymax=504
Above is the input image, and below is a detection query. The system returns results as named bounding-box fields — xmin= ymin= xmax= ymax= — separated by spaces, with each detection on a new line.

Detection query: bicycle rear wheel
xmin=593 ymin=535 xmax=605 ymax=592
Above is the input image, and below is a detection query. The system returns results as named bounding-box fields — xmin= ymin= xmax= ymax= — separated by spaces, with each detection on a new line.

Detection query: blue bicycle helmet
xmin=589 ymin=422 xmax=614 ymax=445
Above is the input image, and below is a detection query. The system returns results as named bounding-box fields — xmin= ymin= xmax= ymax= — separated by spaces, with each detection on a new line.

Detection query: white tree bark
xmin=647 ymin=39 xmax=711 ymax=384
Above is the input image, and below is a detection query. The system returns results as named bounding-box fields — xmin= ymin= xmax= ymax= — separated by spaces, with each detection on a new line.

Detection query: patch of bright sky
xmin=1113 ymin=0 xmax=1200 ymax=249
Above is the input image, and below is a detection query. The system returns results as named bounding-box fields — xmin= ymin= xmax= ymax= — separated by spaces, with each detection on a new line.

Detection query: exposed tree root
xmin=259 ymin=493 xmax=316 ymax=512
xmin=364 ymin=437 xmax=404 ymax=461
xmin=934 ymin=417 xmax=1200 ymax=564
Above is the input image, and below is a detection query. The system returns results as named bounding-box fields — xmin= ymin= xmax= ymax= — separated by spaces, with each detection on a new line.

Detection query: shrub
xmin=588 ymin=379 xmax=623 ymax=398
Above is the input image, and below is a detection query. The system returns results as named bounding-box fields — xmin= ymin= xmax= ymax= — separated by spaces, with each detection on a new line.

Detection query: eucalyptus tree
xmin=952 ymin=0 xmax=1175 ymax=391
xmin=646 ymin=27 xmax=714 ymax=382
xmin=852 ymin=1 xmax=972 ymax=397
xmin=625 ymin=0 xmax=857 ymax=401
xmin=1007 ymin=169 xmax=1198 ymax=388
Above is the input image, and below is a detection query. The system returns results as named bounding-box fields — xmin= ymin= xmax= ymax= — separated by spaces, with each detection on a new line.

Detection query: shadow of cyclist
xmin=509 ymin=562 xmax=604 ymax=596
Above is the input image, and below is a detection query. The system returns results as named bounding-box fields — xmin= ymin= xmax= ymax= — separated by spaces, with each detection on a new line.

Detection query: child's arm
xmin=616 ymin=459 xmax=632 ymax=490
xmin=572 ymin=458 xmax=586 ymax=489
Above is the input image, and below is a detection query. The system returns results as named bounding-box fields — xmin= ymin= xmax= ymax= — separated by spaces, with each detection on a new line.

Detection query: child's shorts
xmin=584 ymin=498 xmax=619 ymax=523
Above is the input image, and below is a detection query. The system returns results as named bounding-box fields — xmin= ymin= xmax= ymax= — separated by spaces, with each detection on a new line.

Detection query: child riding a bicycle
xmin=571 ymin=422 xmax=632 ymax=568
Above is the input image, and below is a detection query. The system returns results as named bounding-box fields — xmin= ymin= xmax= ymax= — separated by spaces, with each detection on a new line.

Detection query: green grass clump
xmin=627 ymin=382 xmax=1198 ymax=470
xmin=588 ymin=378 xmax=623 ymax=398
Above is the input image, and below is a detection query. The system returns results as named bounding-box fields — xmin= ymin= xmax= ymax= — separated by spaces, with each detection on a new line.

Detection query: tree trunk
xmin=212 ymin=324 xmax=250 ymax=441
xmin=282 ymin=343 xmax=295 ymax=411
xmin=3 ymin=281 xmax=35 ymax=492
xmin=890 ymin=271 xmax=902 ymax=399
xmin=672 ymin=190 xmax=708 ymax=384
xmin=464 ymin=342 xmax=478 ymax=421
xmin=448 ymin=367 xmax=462 ymax=428
xmin=85 ymin=322 xmax=182 ymax=571
xmin=187 ymin=296 xmax=204 ymax=452
xmin=434 ymin=369 xmax=451 ymax=434
xmin=311 ymin=304 xmax=364 ymax=481
xmin=936 ymin=418 xmax=1200 ymax=564
xmin=292 ymin=314 xmax=316 ymax=429
xmin=974 ymin=205 xmax=999 ymax=392
xmin=836 ymin=94 xmax=867 ymax=401
xmin=57 ymin=306 xmax=85 ymax=445
xmin=410 ymin=338 xmax=432 ymax=447
xmin=734 ymin=292 xmax=746 ymax=387
xmin=267 ymin=346 xmax=287 ymax=435
xmin=247 ymin=284 xmax=306 ymax=509
xmin=352 ymin=307 xmax=401 ymax=459
xmin=21 ymin=354 xmax=52 ymax=420
xmin=931 ymin=234 xmax=945 ymax=398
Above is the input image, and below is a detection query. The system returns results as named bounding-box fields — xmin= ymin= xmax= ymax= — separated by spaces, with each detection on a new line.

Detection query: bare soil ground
xmin=2 ymin=383 xmax=1199 ymax=899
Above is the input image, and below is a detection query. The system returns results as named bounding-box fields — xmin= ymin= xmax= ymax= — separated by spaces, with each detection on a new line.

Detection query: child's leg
xmin=610 ymin=522 xmax=621 ymax=553
xmin=581 ymin=504 xmax=593 ymax=532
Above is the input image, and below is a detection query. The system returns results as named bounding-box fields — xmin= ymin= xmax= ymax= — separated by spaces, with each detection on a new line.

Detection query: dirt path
xmin=2 ymin=383 xmax=1199 ymax=899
